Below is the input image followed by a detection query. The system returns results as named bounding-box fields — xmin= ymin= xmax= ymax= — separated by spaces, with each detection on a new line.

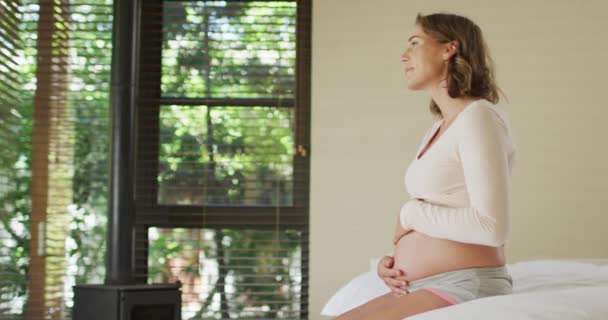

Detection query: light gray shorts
xmin=403 ymin=266 xmax=512 ymax=304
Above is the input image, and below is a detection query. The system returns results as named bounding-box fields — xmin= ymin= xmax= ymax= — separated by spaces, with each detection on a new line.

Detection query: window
xmin=1 ymin=0 xmax=113 ymax=318
xmin=135 ymin=1 xmax=311 ymax=318
xmin=0 ymin=0 xmax=31 ymax=316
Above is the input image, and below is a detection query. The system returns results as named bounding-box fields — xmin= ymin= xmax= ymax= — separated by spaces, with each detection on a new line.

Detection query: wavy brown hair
xmin=415 ymin=13 xmax=504 ymax=118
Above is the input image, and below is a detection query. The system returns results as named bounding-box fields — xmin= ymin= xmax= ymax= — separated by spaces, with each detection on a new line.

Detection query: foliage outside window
xmin=142 ymin=1 xmax=310 ymax=319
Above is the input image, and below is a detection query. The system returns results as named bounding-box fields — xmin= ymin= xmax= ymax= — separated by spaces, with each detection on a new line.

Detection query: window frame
xmin=133 ymin=5 xmax=311 ymax=316
xmin=135 ymin=0 xmax=310 ymax=228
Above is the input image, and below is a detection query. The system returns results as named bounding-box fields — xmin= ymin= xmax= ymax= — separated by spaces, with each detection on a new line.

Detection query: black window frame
xmin=132 ymin=3 xmax=311 ymax=317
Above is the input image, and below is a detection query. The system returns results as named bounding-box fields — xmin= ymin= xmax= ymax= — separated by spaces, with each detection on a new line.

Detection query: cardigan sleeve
xmin=399 ymin=106 xmax=513 ymax=246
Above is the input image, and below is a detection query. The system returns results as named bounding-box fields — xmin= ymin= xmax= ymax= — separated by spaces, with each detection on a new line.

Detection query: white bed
xmin=322 ymin=259 xmax=608 ymax=319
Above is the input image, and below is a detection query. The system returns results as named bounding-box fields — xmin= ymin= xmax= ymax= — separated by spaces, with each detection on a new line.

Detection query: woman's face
xmin=401 ymin=25 xmax=448 ymax=91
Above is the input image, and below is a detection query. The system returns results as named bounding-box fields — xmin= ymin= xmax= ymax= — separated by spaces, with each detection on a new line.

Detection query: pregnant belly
xmin=393 ymin=231 xmax=505 ymax=281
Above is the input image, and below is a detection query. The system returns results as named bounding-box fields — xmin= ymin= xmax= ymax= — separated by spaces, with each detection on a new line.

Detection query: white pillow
xmin=321 ymin=259 xmax=608 ymax=317
xmin=320 ymin=271 xmax=389 ymax=316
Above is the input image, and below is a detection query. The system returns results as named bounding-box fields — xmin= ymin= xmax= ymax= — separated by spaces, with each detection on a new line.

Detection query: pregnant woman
xmin=335 ymin=13 xmax=516 ymax=320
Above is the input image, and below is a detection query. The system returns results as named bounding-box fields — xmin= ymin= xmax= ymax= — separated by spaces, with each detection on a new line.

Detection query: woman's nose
xmin=401 ymin=49 xmax=410 ymax=62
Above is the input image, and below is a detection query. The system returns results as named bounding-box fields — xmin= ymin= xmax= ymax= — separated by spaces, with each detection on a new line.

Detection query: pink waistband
xmin=423 ymin=288 xmax=459 ymax=305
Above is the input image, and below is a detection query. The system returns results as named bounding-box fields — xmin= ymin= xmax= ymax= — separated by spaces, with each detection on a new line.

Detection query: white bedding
xmin=322 ymin=259 xmax=608 ymax=319
xmin=409 ymin=286 xmax=608 ymax=320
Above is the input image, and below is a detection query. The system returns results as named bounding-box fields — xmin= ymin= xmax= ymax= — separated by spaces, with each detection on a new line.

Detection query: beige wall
xmin=310 ymin=0 xmax=608 ymax=318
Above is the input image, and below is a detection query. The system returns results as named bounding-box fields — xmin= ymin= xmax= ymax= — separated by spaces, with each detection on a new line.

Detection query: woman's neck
xmin=429 ymin=86 xmax=477 ymax=123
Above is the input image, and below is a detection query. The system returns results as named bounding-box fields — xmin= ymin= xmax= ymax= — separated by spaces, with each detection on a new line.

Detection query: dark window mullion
xmin=136 ymin=203 xmax=306 ymax=229
xmin=157 ymin=97 xmax=295 ymax=107
xmin=162 ymin=0 xmax=294 ymax=2
xmin=294 ymin=1 xmax=312 ymax=318
xmin=293 ymin=0 xmax=311 ymax=211
xmin=137 ymin=204 xmax=305 ymax=214
xmin=134 ymin=0 xmax=163 ymax=285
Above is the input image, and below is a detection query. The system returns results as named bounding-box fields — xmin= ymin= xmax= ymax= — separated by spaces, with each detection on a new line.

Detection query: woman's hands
xmin=379 ymin=201 xmax=423 ymax=296
xmin=377 ymin=256 xmax=409 ymax=296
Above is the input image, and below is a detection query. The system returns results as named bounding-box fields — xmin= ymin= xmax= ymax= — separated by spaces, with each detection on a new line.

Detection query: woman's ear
xmin=442 ymin=40 xmax=459 ymax=61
